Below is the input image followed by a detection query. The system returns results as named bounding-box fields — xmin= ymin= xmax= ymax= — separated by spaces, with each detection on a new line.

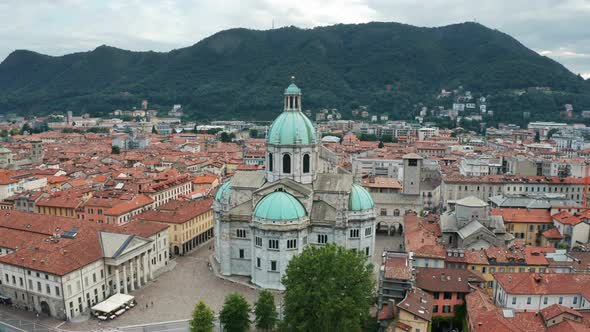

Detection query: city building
xmin=214 ymin=81 xmax=376 ymax=290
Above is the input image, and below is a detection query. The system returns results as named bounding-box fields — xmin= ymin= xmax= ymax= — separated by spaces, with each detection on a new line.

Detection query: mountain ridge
xmin=1 ymin=22 xmax=589 ymax=121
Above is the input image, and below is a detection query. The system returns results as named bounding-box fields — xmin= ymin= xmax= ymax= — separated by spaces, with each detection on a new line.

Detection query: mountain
xmin=1 ymin=22 xmax=589 ymax=121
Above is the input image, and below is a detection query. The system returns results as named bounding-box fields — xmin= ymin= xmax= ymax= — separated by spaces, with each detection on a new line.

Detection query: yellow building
xmin=137 ymin=199 xmax=214 ymax=256
xmin=466 ymin=246 xmax=551 ymax=295
xmin=390 ymin=288 xmax=432 ymax=332
xmin=491 ymin=208 xmax=553 ymax=245
xmin=35 ymin=190 xmax=90 ymax=218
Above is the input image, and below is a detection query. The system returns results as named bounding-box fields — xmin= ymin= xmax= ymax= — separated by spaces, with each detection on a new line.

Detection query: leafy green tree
xmin=282 ymin=244 xmax=375 ymax=332
xmin=249 ymin=129 xmax=259 ymax=139
xmin=152 ymin=125 xmax=158 ymax=134
xmin=534 ymin=131 xmax=541 ymax=142
xmin=111 ymin=146 xmax=121 ymax=154
xmin=377 ymin=141 xmax=384 ymax=148
xmin=21 ymin=123 xmax=33 ymax=134
xmin=219 ymin=132 xmax=235 ymax=142
xmin=190 ymin=301 xmax=215 ymax=332
xmin=254 ymin=290 xmax=278 ymax=331
xmin=0 ymin=129 xmax=7 ymax=137
xmin=547 ymin=128 xmax=559 ymax=139
xmin=9 ymin=128 xmax=19 ymax=136
xmin=219 ymin=293 xmax=250 ymax=332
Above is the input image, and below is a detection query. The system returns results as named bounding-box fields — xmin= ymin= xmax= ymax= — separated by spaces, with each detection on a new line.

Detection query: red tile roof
xmin=492 ymin=208 xmax=553 ymax=224
xmin=494 ymin=273 xmax=590 ymax=299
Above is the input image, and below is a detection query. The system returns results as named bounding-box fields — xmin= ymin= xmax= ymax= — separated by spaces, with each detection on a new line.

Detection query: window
xmin=527 ymin=297 xmax=531 ymax=305
xmin=432 ymin=305 xmax=439 ymax=313
xmin=365 ymin=247 xmax=370 ymax=256
xmin=317 ymin=234 xmax=328 ymax=244
xmin=365 ymin=227 xmax=372 ymax=236
xmin=55 ymin=286 xmax=60 ymax=296
xmin=433 ymin=292 xmax=439 ymax=300
xmin=482 ymin=267 xmax=487 ymax=273
xmin=490 ymin=267 xmax=496 ymax=273
xmin=488 ymin=281 xmax=494 ymax=288
xmin=408 ymin=159 xmax=418 ymax=167
xmin=287 ymin=239 xmax=297 ymax=249
xmin=393 ymin=209 xmax=400 ymax=217
xmin=574 ymin=297 xmax=578 ymax=305
xmin=559 ymin=297 xmax=563 ymax=305
xmin=268 ymin=239 xmax=279 ymax=250
xmin=544 ymin=297 xmax=548 ymax=305
xmin=256 ymin=257 xmax=261 ymax=268
xmin=512 ymin=297 xmax=517 ymax=305
xmin=380 ymin=208 xmax=387 ymax=216
xmin=268 ymin=153 xmax=273 ymax=172
xmin=282 ymin=154 xmax=291 ymax=174
xmin=442 ymin=305 xmax=451 ymax=313
xmin=303 ymin=154 xmax=310 ymax=173
xmin=270 ymin=260 xmax=277 ymax=272
xmin=239 ymin=249 xmax=245 ymax=259
xmin=236 ymin=229 xmax=247 ymax=238
xmin=46 ymin=284 xmax=51 ymax=295
xmin=349 ymin=229 xmax=360 ymax=238
xmin=37 ymin=281 xmax=41 ymax=292
xmin=444 ymin=292 xmax=452 ymax=300
xmin=255 ymin=236 xmax=262 ymax=247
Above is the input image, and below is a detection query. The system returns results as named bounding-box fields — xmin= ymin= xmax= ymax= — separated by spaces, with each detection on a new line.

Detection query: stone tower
xmin=30 ymin=140 xmax=43 ymax=163
xmin=402 ymin=153 xmax=423 ymax=195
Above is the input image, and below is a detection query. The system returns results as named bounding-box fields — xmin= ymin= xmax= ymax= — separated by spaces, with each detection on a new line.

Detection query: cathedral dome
xmin=254 ymin=191 xmax=306 ymax=221
xmin=284 ymin=83 xmax=302 ymax=95
xmin=214 ymin=180 xmax=232 ymax=203
xmin=349 ymin=184 xmax=375 ymax=211
xmin=266 ymin=111 xmax=315 ymax=145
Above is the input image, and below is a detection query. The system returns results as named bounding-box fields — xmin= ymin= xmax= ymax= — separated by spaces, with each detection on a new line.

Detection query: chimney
xmin=387 ymin=299 xmax=396 ymax=318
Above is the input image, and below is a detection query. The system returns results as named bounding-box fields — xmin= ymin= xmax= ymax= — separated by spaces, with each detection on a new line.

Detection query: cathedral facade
xmin=214 ymin=81 xmax=376 ymax=290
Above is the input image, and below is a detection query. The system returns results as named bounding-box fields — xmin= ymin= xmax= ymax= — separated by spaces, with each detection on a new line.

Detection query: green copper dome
xmin=349 ymin=184 xmax=374 ymax=211
xmin=254 ymin=191 xmax=306 ymax=221
xmin=267 ymin=111 xmax=315 ymax=145
xmin=215 ymin=180 xmax=232 ymax=203
xmin=284 ymin=83 xmax=301 ymax=95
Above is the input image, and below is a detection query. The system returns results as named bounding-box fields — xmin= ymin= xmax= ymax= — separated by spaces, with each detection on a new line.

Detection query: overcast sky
xmin=1 ymin=0 xmax=589 ymax=78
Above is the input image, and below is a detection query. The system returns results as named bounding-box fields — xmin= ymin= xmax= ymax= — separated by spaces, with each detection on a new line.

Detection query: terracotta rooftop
xmin=415 ymin=268 xmax=484 ymax=293
xmin=492 ymin=208 xmax=553 ymax=224
xmin=137 ymin=199 xmax=212 ymax=224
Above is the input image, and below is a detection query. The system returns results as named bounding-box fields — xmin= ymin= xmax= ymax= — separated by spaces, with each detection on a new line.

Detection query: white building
xmin=493 ymin=273 xmax=590 ymax=311
xmin=0 ymin=211 xmax=169 ymax=320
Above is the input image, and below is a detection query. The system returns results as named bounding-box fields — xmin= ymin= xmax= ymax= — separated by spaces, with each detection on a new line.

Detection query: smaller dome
xmin=254 ymin=191 xmax=306 ymax=221
xmin=215 ymin=180 xmax=232 ymax=203
xmin=284 ymin=83 xmax=301 ymax=95
xmin=349 ymin=184 xmax=374 ymax=211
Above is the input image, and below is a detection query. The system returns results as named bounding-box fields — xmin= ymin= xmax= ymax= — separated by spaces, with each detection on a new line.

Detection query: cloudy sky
xmin=1 ymin=0 xmax=589 ymax=78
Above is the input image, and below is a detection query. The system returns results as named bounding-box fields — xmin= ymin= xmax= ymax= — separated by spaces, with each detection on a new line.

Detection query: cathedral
xmin=214 ymin=81 xmax=377 ymax=290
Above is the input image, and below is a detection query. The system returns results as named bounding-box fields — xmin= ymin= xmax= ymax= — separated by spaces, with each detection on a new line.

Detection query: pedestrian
xmin=146 ymin=303 xmax=148 ymax=309
xmin=151 ymin=301 xmax=153 ymax=307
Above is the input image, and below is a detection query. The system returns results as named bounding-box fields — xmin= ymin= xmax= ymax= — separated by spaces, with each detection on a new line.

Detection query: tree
xmin=21 ymin=123 xmax=33 ymax=134
xmin=219 ymin=132 xmax=235 ymax=142
xmin=152 ymin=125 xmax=158 ymax=134
xmin=282 ymin=244 xmax=375 ymax=332
xmin=254 ymin=290 xmax=278 ymax=331
xmin=534 ymin=130 xmax=540 ymax=142
xmin=249 ymin=129 xmax=259 ymax=139
xmin=547 ymin=128 xmax=559 ymax=139
xmin=219 ymin=293 xmax=250 ymax=332
xmin=190 ymin=301 xmax=215 ymax=332
xmin=377 ymin=141 xmax=384 ymax=148
xmin=111 ymin=146 xmax=121 ymax=154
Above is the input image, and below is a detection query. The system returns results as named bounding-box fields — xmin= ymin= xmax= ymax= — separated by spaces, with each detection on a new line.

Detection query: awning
xmin=91 ymin=293 xmax=135 ymax=314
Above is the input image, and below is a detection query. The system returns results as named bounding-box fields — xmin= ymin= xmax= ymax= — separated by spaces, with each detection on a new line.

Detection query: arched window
xmin=268 ymin=153 xmax=273 ymax=171
xmin=393 ymin=209 xmax=400 ymax=217
xmin=283 ymin=154 xmax=291 ymax=174
xmin=303 ymin=154 xmax=310 ymax=173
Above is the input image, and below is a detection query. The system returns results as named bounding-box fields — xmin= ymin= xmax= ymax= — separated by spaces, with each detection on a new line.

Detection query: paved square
xmin=52 ymin=233 xmax=402 ymax=331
